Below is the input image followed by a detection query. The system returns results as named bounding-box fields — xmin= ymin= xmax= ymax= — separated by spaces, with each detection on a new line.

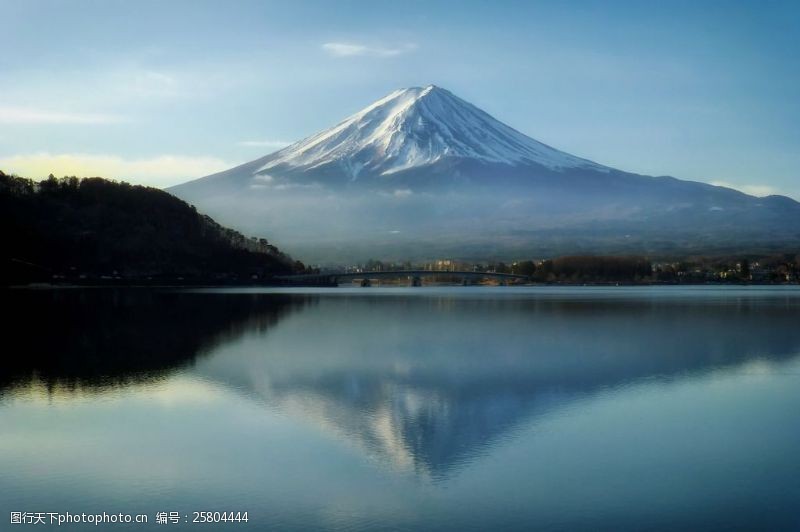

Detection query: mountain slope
xmin=170 ymin=86 xmax=800 ymax=263
xmin=1 ymin=171 xmax=303 ymax=283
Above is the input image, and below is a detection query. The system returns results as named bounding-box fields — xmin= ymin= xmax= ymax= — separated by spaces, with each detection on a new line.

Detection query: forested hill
xmin=1 ymin=171 xmax=306 ymax=285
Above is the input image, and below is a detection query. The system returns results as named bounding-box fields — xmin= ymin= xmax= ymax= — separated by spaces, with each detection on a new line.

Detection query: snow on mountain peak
xmin=256 ymin=85 xmax=606 ymax=179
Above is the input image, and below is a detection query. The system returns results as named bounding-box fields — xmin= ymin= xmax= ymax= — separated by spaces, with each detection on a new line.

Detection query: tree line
xmin=1 ymin=171 xmax=306 ymax=284
xmin=353 ymin=254 xmax=799 ymax=284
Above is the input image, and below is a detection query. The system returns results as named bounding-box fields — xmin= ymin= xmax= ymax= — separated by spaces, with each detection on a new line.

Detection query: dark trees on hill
xmin=0 ymin=171 xmax=304 ymax=284
xmin=533 ymin=255 xmax=652 ymax=282
xmin=511 ymin=260 xmax=536 ymax=277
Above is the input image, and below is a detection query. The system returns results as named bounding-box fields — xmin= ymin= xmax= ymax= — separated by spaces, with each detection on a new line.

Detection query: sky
xmin=1 ymin=0 xmax=798 ymax=198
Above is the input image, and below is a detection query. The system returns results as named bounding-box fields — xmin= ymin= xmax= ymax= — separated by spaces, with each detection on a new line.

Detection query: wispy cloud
xmin=321 ymin=42 xmax=417 ymax=58
xmin=238 ymin=139 xmax=293 ymax=149
xmin=124 ymin=70 xmax=180 ymax=98
xmin=711 ymin=180 xmax=778 ymax=197
xmin=0 ymin=153 xmax=232 ymax=188
xmin=0 ymin=107 xmax=126 ymax=125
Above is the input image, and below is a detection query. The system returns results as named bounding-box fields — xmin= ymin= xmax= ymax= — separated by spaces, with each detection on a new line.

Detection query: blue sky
xmin=1 ymin=0 xmax=798 ymax=197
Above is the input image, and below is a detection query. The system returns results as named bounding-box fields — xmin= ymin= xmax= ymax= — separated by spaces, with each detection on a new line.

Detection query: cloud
xmin=238 ymin=139 xmax=292 ymax=148
xmin=711 ymin=181 xmax=778 ymax=197
xmin=0 ymin=153 xmax=232 ymax=188
xmin=321 ymin=42 xmax=417 ymax=58
xmin=0 ymin=107 xmax=126 ymax=125
xmin=377 ymin=188 xmax=414 ymax=199
xmin=125 ymin=70 xmax=180 ymax=98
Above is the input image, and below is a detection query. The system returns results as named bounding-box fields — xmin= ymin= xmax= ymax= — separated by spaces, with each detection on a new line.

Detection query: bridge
xmin=276 ymin=270 xmax=530 ymax=287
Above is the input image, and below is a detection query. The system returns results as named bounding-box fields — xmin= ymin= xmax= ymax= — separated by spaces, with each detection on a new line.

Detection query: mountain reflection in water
xmin=4 ymin=287 xmax=800 ymax=481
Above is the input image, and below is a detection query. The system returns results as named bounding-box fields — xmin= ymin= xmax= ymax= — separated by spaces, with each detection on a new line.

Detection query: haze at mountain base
xmin=170 ymin=86 xmax=800 ymax=263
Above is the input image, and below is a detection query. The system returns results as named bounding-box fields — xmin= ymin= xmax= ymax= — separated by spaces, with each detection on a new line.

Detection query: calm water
xmin=2 ymin=286 xmax=800 ymax=531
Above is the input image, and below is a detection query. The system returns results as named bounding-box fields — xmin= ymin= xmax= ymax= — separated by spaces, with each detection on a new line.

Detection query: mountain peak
xmin=418 ymin=84 xmax=443 ymax=95
xmin=397 ymin=84 xmax=442 ymax=95
xmin=253 ymin=85 xmax=607 ymax=179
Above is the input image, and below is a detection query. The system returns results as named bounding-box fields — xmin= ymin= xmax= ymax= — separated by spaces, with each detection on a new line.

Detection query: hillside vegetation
xmin=1 ymin=171 xmax=305 ymax=284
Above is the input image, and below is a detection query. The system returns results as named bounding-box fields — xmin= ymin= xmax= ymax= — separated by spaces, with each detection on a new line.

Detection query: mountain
xmin=0 ymin=171 xmax=303 ymax=284
xmin=170 ymin=85 xmax=800 ymax=263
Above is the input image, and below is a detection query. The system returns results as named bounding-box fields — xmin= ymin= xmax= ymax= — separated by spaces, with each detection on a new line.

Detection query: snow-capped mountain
xmin=257 ymin=85 xmax=606 ymax=178
xmin=170 ymin=86 xmax=800 ymax=263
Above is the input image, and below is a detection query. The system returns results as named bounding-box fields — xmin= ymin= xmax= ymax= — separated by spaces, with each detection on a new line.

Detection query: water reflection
xmin=6 ymin=288 xmax=800 ymax=481
xmin=1 ymin=289 xmax=305 ymax=394
xmin=189 ymin=292 xmax=800 ymax=478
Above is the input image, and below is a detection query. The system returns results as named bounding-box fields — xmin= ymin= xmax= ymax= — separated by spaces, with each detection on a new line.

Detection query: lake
xmin=2 ymin=286 xmax=800 ymax=530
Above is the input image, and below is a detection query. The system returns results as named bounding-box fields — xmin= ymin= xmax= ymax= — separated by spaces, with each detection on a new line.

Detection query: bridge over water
xmin=276 ymin=270 xmax=530 ymax=287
